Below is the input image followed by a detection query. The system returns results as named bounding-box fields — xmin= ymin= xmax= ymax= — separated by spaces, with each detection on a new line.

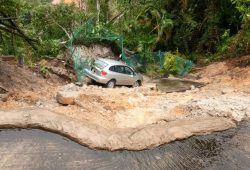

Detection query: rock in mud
xmin=0 ymin=86 xmax=9 ymax=102
xmin=143 ymin=83 xmax=157 ymax=90
xmin=0 ymin=93 xmax=9 ymax=102
xmin=221 ymin=88 xmax=235 ymax=94
xmin=56 ymin=84 xmax=81 ymax=105
xmin=56 ymin=91 xmax=77 ymax=105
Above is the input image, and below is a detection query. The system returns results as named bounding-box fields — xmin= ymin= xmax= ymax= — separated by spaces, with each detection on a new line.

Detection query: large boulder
xmin=56 ymin=83 xmax=81 ymax=105
xmin=56 ymin=91 xmax=80 ymax=105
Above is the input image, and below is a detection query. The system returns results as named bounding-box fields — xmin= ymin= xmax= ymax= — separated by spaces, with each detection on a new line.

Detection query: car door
xmin=123 ymin=66 xmax=136 ymax=85
xmin=108 ymin=65 xmax=125 ymax=85
xmin=114 ymin=65 xmax=128 ymax=85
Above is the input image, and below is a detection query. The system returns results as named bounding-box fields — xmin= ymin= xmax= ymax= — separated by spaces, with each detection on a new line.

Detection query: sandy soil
xmin=0 ymin=56 xmax=249 ymax=150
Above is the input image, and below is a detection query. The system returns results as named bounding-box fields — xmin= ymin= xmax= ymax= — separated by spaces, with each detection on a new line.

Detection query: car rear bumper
xmin=84 ymin=69 xmax=108 ymax=84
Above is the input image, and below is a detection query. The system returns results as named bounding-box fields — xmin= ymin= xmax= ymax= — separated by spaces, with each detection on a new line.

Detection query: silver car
xmin=84 ymin=58 xmax=143 ymax=88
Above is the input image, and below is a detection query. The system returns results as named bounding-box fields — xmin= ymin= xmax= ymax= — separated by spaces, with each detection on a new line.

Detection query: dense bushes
xmin=83 ymin=0 xmax=250 ymax=65
xmin=0 ymin=0 xmax=249 ymax=68
xmin=163 ymin=52 xmax=193 ymax=76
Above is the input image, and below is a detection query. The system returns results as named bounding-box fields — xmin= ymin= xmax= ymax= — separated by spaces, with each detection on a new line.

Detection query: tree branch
xmin=0 ymin=11 xmax=38 ymax=50
xmin=51 ymin=18 xmax=71 ymax=39
xmin=108 ymin=11 xmax=125 ymax=24
xmin=0 ymin=26 xmax=37 ymax=50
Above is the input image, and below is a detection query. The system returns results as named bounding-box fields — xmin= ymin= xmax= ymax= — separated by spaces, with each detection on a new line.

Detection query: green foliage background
xmin=0 ymin=0 xmax=250 ymax=68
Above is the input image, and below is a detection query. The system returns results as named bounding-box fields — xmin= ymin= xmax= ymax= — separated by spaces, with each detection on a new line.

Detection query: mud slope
xmin=0 ymin=109 xmax=235 ymax=150
xmin=0 ymin=56 xmax=249 ymax=150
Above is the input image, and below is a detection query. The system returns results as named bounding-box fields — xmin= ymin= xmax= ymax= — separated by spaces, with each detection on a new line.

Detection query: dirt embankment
xmin=0 ymin=55 xmax=249 ymax=150
xmin=196 ymin=55 xmax=250 ymax=91
xmin=0 ymin=108 xmax=235 ymax=151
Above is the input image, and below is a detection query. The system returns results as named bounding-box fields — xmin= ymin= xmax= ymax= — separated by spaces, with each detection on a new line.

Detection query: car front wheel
xmin=106 ymin=80 xmax=116 ymax=88
xmin=133 ymin=80 xmax=140 ymax=87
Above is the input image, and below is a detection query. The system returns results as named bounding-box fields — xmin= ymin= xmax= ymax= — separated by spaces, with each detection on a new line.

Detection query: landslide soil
xmin=0 ymin=56 xmax=249 ymax=150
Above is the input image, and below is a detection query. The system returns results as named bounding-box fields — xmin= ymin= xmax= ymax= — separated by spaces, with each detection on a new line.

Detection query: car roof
xmin=97 ymin=58 xmax=127 ymax=66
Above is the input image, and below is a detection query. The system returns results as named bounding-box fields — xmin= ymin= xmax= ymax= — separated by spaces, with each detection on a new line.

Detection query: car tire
xmin=133 ymin=80 xmax=140 ymax=88
xmin=106 ymin=80 xmax=116 ymax=88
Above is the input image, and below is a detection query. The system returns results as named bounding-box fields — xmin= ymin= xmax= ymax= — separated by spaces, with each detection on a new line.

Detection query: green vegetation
xmin=0 ymin=0 xmax=86 ymax=60
xmin=163 ymin=52 xmax=193 ymax=76
xmin=0 ymin=0 xmax=249 ymax=75
xmin=86 ymin=0 xmax=250 ymax=60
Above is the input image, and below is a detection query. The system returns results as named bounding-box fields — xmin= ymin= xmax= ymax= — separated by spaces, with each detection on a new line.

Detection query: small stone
xmin=143 ymin=83 xmax=157 ymax=91
xmin=193 ymin=88 xmax=200 ymax=93
xmin=0 ymin=93 xmax=9 ymax=102
xmin=36 ymin=101 xmax=42 ymax=107
xmin=81 ymin=84 xmax=87 ymax=89
xmin=190 ymin=85 xmax=196 ymax=90
xmin=75 ymin=82 xmax=83 ymax=87
xmin=0 ymin=87 xmax=9 ymax=102
xmin=155 ymin=156 xmax=161 ymax=160
xmin=221 ymin=88 xmax=234 ymax=94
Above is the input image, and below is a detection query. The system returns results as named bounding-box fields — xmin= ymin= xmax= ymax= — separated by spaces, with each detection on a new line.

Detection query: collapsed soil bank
xmin=0 ymin=108 xmax=235 ymax=151
xmin=0 ymin=56 xmax=249 ymax=151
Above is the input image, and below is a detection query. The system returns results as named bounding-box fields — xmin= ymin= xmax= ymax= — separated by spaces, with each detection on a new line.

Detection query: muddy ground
xmin=0 ymin=56 xmax=249 ymax=150
xmin=1 ymin=121 xmax=250 ymax=170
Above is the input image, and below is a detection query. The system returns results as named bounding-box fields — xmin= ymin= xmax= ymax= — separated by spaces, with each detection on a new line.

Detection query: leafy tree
xmin=0 ymin=0 xmax=249 ymax=64
xmin=0 ymin=0 xmax=86 ymax=58
xmin=0 ymin=0 xmax=37 ymax=54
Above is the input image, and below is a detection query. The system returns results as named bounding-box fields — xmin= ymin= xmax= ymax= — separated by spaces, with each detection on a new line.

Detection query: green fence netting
xmin=127 ymin=51 xmax=193 ymax=77
xmin=67 ymin=20 xmax=193 ymax=81
xmin=174 ymin=56 xmax=193 ymax=76
xmin=127 ymin=51 xmax=165 ymax=70
xmin=67 ymin=20 xmax=131 ymax=81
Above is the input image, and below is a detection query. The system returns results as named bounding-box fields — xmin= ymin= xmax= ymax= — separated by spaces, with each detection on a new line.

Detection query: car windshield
xmin=94 ymin=60 xmax=108 ymax=69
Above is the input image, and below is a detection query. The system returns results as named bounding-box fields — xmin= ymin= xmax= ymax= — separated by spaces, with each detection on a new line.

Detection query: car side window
xmin=115 ymin=66 xmax=124 ymax=74
xmin=124 ymin=67 xmax=134 ymax=75
xmin=109 ymin=65 xmax=128 ymax=74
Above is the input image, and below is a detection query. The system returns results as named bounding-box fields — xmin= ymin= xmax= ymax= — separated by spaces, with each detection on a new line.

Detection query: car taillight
xmin=101 ymin=70 xmax=107 ymax=76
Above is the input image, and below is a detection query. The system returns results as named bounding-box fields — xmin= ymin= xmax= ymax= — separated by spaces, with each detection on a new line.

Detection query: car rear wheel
xmin=106 ymin=80 xmax=116 ymax=88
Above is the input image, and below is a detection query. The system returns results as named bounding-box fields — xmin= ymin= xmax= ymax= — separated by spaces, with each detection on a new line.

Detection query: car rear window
xmin=94 ymin=60 xmax=108 ymax=69
xmin=109 ymin=66 xmax=115 ymax=71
